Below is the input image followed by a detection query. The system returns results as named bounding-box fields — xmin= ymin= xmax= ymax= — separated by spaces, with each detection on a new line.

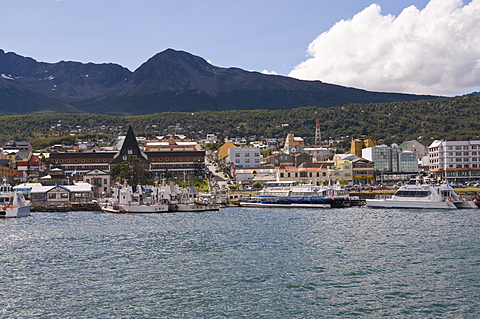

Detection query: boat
xmin=0 ymin=184 xmax=31 ymax=218
xmin=102 ymin=183 xmax=169 ymax=213
xmin=366 ymin=179 xmax=478 ymax=209
xmin=160 ymin=184 xmax=219 ymax=212
xmin=239 ymin=181 xmax=360 ymax=208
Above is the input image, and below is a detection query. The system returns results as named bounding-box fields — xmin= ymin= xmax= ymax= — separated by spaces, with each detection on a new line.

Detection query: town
xmin=1 ymin=119 xmax=479 ymax=209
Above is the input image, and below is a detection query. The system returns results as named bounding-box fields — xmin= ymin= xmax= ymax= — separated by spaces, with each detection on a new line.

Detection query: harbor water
xmin=1 ymin=207 xmax=479 ymax=318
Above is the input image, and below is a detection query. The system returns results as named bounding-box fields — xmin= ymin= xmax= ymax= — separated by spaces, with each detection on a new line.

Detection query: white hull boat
xmin=366 ymin=179 xmax=477 ymax=210
xmin=0 ymin=184 xmax=31 ymax=218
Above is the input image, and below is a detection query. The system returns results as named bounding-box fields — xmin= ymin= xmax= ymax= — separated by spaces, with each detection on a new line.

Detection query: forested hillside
xmin=0 ymin=95 xmax=478 ymax=147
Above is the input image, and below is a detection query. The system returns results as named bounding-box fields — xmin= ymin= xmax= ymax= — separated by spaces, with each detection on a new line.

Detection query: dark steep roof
xmin=110 ymin=125 xmax=149 ymax=164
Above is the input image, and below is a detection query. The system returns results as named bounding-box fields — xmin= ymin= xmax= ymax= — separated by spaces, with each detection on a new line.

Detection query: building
xmin=50 ymin=126 xmax=206 ymax=181
xmin=350 ymin=135 xmax=376 ymax=157
xmin=30 ymin=184 xmax=93 ymax=203
xmin=303 ymin=147 xmax=332 ymax=161
xmin=362 ymin=145 xmax=418 ymax=182
xmin=276 ymin=165 xmax=328 ymax=184
xmin=217 ymin=142 xmax=238 ymax=162
xmin=399 ymin=140 xmax=426 ymax=158
xmin=428 ymin=140 xmax=480 ymax=183
xmin=334 ymin=153 xmax=375 ymax=185
xmin=227 ymin=147 xmax=261 ymax=168
xmin=83 ymin=169 xmax=111 ymax=197
xmin=145 ymin=136 xmax=197 ymax=152
xmin=284 ymin=133 xmax=304 ymax=155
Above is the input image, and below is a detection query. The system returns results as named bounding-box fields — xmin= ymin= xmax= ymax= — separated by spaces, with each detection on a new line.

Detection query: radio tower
xmin=314 ymin=113 xmax=321 ymax=147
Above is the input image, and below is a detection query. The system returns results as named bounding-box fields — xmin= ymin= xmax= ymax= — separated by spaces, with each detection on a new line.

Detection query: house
xmin=30 ymin=183 xmax=93 ymax=202
xmin=83 ymin=169 xmax=111 ymax=197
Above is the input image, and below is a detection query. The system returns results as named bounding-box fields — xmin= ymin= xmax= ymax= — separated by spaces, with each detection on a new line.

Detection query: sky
xmin=1 ymin=0 xmax=479 ymax=96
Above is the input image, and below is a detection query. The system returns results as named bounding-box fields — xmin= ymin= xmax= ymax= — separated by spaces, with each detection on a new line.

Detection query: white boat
xmin=102 ymin=183 xmax=169 ymax=213
xmin=239 ymin=181 xmax=360 ymax=208
xmin=366 ymin=179 xmax=477 ymax=209
xmin=0 ymin=184 xmax=31 ymax=218
xmin=161 ymin=184 xmax=219 ymax=212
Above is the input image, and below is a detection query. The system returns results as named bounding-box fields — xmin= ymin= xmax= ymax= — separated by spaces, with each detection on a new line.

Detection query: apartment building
xmin=428 ymin=140 xmax=480 ymax=182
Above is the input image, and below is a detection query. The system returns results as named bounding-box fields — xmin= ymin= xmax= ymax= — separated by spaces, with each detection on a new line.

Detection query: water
xmin=1 ymin=207 xmax=479 ymax=318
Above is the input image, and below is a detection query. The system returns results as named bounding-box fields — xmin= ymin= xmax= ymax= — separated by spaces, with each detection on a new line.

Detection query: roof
xmin=110 ymin=125 xmax=149 ymax=164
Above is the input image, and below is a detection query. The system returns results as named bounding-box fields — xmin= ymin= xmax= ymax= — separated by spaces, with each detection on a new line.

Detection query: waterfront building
xmin=49 ymin=126 xmax=206 ymax=181
xmin=428 ymin=140 xmax=480 ymax=182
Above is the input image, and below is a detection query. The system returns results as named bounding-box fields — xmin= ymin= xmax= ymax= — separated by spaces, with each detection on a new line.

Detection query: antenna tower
xmin=314 ymin=114 xmax=321 ymax=147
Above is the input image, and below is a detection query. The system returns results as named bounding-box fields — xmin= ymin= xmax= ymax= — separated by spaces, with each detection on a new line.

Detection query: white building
xmin=428 ymin=140 xmax=480 ymax=182
xmin=227 ymin=147 xmax=261 ymax=168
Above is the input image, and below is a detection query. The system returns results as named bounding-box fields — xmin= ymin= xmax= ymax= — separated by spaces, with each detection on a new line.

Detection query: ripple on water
xmin=1 ymin=208 xmax=479 ymax=318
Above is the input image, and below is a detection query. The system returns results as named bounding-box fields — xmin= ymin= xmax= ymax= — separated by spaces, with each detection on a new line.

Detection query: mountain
xmin=0 ymin=48 xmax=437 ymax=115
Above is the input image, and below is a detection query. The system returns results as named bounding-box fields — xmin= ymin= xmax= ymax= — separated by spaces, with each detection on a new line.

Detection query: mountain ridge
xmin=0 ymin=48 xmax=437 ymax=115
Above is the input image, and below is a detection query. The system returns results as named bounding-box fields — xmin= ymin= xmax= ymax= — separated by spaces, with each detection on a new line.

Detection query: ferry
xmin=366 ymin=179 xmax=478 ymax=209
xmin=239 ymin=181 xmax=360 ymax=208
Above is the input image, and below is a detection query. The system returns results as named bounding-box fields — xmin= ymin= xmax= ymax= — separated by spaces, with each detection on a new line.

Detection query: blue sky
xmin=1 ymin=0 xmax=478 ymax=95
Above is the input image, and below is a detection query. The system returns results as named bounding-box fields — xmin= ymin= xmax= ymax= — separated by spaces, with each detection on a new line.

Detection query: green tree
xmin=252 ymin=182 xmax=263 ymax=189
xmin=110 ymin=155 xmax=150 ymax=186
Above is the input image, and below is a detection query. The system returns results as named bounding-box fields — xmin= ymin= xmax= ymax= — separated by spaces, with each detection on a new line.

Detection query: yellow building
xmin=350 ymin=136 xmax=376 ymax=157
xmin=217 ymin=142 xmax=238 ymax=161
xmin=334 ymin=153 xmax=375 ymax=184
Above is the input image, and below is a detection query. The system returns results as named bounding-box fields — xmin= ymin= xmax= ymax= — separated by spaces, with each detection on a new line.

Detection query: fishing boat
xmin=366 ymin=179 xmax=478 ymax=209
xmin=0 ymin=184 xmax=31 ymax=218
xmin=102 ymin=183 xmax=169 ymax=213
xmin=239 ymin=181 xmax=360 ymax=208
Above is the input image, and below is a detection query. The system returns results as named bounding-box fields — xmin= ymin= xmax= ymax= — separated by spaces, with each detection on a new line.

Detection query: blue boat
xmin=239 ymin=181 xmax=360 ymax=208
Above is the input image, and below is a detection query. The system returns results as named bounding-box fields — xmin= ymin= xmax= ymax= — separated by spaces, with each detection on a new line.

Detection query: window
xmin=235 ymin=153 xmax=240 ymax=157
xmin=245 ymin=159 xmax=250 ymax=163
xmin=235 ymin=159 xmax=240 ymax=163
xmin=245 ymin=153 xmax=250 ymax=157
xmin=280 ymin=173 xmax=284 ymax=178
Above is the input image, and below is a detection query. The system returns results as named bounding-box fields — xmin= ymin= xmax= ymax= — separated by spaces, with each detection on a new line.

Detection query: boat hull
xmin=240 ymin=202 xmax=330 ymax=208
xmin=0 ymin=205 xmax=31 ymax=218
xmin=101 ymin=204 xmax=169 ymax=213
xmin=366 ymin=199 xmax=457 ymax=209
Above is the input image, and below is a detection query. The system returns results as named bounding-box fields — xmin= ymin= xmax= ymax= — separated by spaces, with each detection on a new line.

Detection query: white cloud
xmin=289 ymin=0 xmax=480 ymax=96
xmin=261 ymin=70 xmax=278 ymax=75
